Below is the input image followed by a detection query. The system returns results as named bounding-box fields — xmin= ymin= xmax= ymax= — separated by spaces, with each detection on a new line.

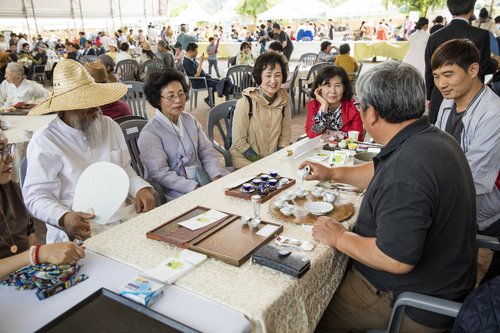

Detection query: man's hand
xmin=59 ymin=211 xmax=94 ymax=240
xmin=312 ymin=216 xmax=346 ymax=248
xmin=38 ymin=242 xmax=86 ymax=265
xmin=298 ymin=161 xmax=333 ymax=182
xmin=135 ymin=187 xmax=156 ymax=213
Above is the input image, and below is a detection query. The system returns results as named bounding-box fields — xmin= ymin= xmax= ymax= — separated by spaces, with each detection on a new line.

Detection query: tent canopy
xmin=328 ymin=0 xmax=399 ymax=18
xmin=257 ymin=0 xmax=336 ymax=20
xmin=171 ymin=0 xmax=215 ymax=23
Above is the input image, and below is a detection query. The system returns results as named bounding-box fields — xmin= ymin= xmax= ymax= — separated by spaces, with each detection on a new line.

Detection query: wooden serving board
xmin=189 ymin=217 xmax=282 ymax=267
xmin=224 ymin=173 xmax=296 ymax=203
xmin=269 ymin=194 xmax=355 ymax=225
xmin=146 ymin=206 xmax=283 ymax=266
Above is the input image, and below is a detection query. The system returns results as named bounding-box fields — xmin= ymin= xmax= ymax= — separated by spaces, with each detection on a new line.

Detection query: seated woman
xmin=334 ymin=44 xmax=358 ymax=80
xmin=0 ymin=130 xmax=84 ymax=280
xmin=229 ymin=52 xmax=291 ymax=169
xmin=138 ymin=41 xmax=157 ymax=81
xmin=0 ymin=63 xmax=49 ymax=105
xmin=236 ymin=42 xmax=256 ymax=66
xmin=138 ymin=69 xmax=228 ymax=202
xmin=305 ymin=65 xmax=363 ymax=140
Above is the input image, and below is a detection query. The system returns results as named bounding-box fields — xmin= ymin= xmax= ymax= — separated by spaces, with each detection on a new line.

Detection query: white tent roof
xmin=257 ymin=0 xmax=335 ymax=20
xmin=212 ymin=1 xmax=238 ymax=21
xmin=328 ymin=0 xmax=400 ymax=18
xmin=171 ymin=0 xmax=215 ymax=23
xmin=0 ymin=0 xmax=162 ymax=19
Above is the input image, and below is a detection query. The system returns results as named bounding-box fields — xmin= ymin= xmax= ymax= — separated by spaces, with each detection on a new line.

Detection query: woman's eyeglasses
xmin=161 ymin=93 xmax=187 ymax=102
xmin=0 ymin=144 xmax=15 ymax=162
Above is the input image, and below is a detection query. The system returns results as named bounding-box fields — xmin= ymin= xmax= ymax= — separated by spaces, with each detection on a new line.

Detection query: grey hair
xmin=6 ymin=62 xmax=25 ymax=79
xmin=356 ymin=60 xmax=425 ymax=123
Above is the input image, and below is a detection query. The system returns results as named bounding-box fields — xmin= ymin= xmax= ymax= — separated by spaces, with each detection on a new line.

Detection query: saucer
xmin=311 ymin=190 xmax=324 ymax=197
xmin=305 ymin=201 xmax=333 ymax=215
xmin=295 ymin=191 xmax=307 ymax=198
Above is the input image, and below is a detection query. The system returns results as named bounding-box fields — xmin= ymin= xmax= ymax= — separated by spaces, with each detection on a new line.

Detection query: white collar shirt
xmin=0 ymin=78 xmax=50 ymax=105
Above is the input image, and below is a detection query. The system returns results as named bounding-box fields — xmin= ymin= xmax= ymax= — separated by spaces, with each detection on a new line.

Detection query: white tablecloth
xmin=85 ymin=138 xmax=363 ymax=333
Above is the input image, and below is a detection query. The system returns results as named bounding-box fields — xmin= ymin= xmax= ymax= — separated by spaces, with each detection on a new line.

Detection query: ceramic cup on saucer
xmin=260 ymin=174 xmax=269 ymax=182
xmin=270 ymin=171 xmax=278 ymax=178
xmin=242 ymin=183 xmax=253 ymax=192
xmin=274 ymin=197 xmax=285 ymax=208
xmin=311 ymin=187 xmax=324 ymax=197
xmin=280 ymin=204 xmax=293 ymax=216
xmin=295 ymin=186 xmax=307 ymax=197
xmin=268 ymin=178 xmax=278 ymax=190
xmin=241 ymin=216 xmax=251 ymax=224
xmin=252 ymin=179 xmax=262 ymax=187
xmin=323 ymin=191 xmax=337 ymax=204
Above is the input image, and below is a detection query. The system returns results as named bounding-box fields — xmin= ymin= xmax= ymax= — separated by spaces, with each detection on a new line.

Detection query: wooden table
xmin=85 ymin=138 xmax=363 ymax=333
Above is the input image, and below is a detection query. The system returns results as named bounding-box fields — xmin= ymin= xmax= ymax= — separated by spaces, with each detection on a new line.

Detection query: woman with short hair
xmin=236 ymin=41 xmax=256 ymax=66
xmin=138 ymin=68 xmax=227 ymax=201
xmin=229 ymin=52 xmax=291 ymax=169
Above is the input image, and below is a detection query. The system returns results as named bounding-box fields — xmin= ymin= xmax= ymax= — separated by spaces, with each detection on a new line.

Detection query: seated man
xmin=182 ymin=42 xmax=218 ymax=107
xmin=316 ymin=41 xmax=336 ymax=63
xmin=301 ymin=61 xmax=477 ymax=332
xmin=22 ymin=59 xmax=155 ymax=243
xmin=432 ymin=39 xmax=500 ymax=280
xmin=0 ymin=62 xmax=49 ymax=105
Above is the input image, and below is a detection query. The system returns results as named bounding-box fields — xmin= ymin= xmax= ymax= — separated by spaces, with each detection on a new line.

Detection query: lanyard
xmin=168 ymin=117 xmax=199 ymax=163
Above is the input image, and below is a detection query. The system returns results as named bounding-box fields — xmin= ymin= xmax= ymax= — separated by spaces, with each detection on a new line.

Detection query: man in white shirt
xmin=23 ymin=59 xmax=156 ymax=243
xmin=16 ymin=33 xmax=32 ymax=53
xmin=0 ymin=63 xmax=49 ymax=105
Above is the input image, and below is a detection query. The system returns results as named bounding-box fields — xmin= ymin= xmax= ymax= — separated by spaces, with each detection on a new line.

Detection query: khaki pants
xmin=315 ymin=266 xmax=444 ymax=333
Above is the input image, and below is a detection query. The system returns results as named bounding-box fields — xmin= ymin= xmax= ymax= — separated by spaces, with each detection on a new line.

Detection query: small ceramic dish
xmin=305 ymin=201 xmax=333 ymax=215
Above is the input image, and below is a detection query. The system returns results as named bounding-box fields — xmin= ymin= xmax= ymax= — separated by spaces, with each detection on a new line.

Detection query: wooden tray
xmin=269 ymin=194 xmax=354 ymax=225
xmin=146 ymin=206 xmax=231 ymax=248
xmin=189 ymin=216 xmax=283 ymax=267
xmin=224 ymin=173 xmax=296 ymax=203
xmin=146 ymin=206 xmax=283 ymax=266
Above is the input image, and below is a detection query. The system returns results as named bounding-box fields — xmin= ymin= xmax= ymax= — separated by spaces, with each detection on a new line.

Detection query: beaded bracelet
xmin=34 ymin=245 xmax=41 ymax=265
xmin=29 ymin=246 xmax=35 ymax=266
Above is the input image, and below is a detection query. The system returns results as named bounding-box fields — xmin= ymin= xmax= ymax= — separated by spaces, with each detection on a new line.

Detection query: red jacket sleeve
xmin=341 ymin=99 xmax=364 ymax=141
xmin=305 ymin=99 xmax=320 ymax=138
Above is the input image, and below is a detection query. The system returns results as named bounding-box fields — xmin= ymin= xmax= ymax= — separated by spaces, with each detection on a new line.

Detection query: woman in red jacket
xmin=305 ymin=66 xmax=363 ymax=141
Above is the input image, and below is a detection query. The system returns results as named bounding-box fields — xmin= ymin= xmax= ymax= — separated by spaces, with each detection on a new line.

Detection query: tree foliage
xmin=382 ymin=0 xmax=446 ymax=17
xmin=236 ymin=0 xmax=270 ymax=22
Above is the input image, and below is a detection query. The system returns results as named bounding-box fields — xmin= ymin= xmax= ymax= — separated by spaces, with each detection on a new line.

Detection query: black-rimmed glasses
xmin=0 ymin=144 xmax=15 ymax=162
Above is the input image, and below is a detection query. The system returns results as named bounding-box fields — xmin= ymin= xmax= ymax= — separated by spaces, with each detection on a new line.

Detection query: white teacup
xmin=280 ymin=205 xmax=293 ymax=216
xmin=311 ymin=187 xmax=324 ymax=197
xmin=297 ymin=165 xmax=311 ymax=180
xmin=274 ymin=198 xmax=285 ymax=208
xmin=292 ymin=206 xmax=308 ymax=220
xmin=348 ymin=131 xmax=360 ymax=142
xmin=295 ymin=186 xmax=306 ymax=196
xmin=241 ymin=216 xmax=251 ymax=224
xmin=323 ymin=191 xmax=337 ymax=203
xmin=279 ymin=178 xmax=289 ymax=186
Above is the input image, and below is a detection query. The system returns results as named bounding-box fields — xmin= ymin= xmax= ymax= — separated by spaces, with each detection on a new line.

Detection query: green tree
xmin=382 ymin=0 xmax=446 ymax=17
xmin=236 ymin=0 xmax=270 ymax=22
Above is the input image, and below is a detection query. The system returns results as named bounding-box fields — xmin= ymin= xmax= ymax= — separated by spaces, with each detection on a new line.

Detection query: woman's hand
xmin=38 ymin=243 xmax=86 ymax=265
xmin=314 ymin=87 xmax=328 ymax=109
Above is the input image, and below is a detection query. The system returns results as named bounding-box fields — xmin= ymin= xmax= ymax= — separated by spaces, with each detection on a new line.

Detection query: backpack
xmin=224 ymin=95 xmax=286 ymax=150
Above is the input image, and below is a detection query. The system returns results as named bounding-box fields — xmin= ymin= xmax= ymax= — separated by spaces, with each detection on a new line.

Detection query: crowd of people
xmin=0 ymin=0 xmax=500 ymax=330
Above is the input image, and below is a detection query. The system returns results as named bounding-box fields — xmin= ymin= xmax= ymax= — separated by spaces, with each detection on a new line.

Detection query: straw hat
xmin=109 ymin=41 xmax=118 ymax=50
xmin=29 ymin=59 xmax=127 ymax=116
xmin=142 ymin=41 xmax=152 ymax=51
xmin=84 ymin=62 xmax=108 ymax=83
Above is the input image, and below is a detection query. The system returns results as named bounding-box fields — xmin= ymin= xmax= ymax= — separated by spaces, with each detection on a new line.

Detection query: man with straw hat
xmin=22 ymin=59 xmax=156 ymax=243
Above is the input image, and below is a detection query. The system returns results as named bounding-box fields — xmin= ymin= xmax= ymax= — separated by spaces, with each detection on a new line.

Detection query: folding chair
xmin=225 ymin=65 xmax=255 ymax=99
xmin=116 ymin=59 xmax=140 ymax=82
xmin=143 ymin=58 xmax=166 ymax=81
xmin=122 ymin=81 xmax=148 ymax=119
xmin=298 ymin=53 xmax=318 ymax=67
xmin=206 ymin=100 xmax=237 ymax=171
xmin=119 ymin=119 xmax=166 ymax=206
xmin=31 ymin=65 xmax=47 ymax=85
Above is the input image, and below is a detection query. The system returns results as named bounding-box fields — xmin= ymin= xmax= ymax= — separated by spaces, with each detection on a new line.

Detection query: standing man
xmin=273 ymin=23 xmax=294 ymax=61
xmin=256 ymin=24 xmax=268 ymax=54
xmin=23 ymin=60 xmax=155 ymax=243
xmin=177 ymin=24 xmax=196 ymax=51
xmin=157 ymin=40 xmax=174 ymax=68
xmin=432 ymin=39 xmax=500 ymax=281
xmin=424 ymin=0 xmax=499 ymax=124
xmin=301 ymin=61 xmax=477 ymax=332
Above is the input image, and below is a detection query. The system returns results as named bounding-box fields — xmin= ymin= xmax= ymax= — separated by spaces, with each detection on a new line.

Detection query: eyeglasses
xmin=353 ymin=101 xmax=365 ymax=112
xmin=0 ymin=144 xmax=15 ymax=162
xmin=161 ymin=93 xmax=187 ymax=102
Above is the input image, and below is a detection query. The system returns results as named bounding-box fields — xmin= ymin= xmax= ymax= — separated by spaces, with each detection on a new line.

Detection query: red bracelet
xmin=34 ymin=245 xmax=41 ymax=265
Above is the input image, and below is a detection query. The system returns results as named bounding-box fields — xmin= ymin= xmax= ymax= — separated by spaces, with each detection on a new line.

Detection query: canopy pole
xmin=78 ymin=0 xmax=85 ymax=32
